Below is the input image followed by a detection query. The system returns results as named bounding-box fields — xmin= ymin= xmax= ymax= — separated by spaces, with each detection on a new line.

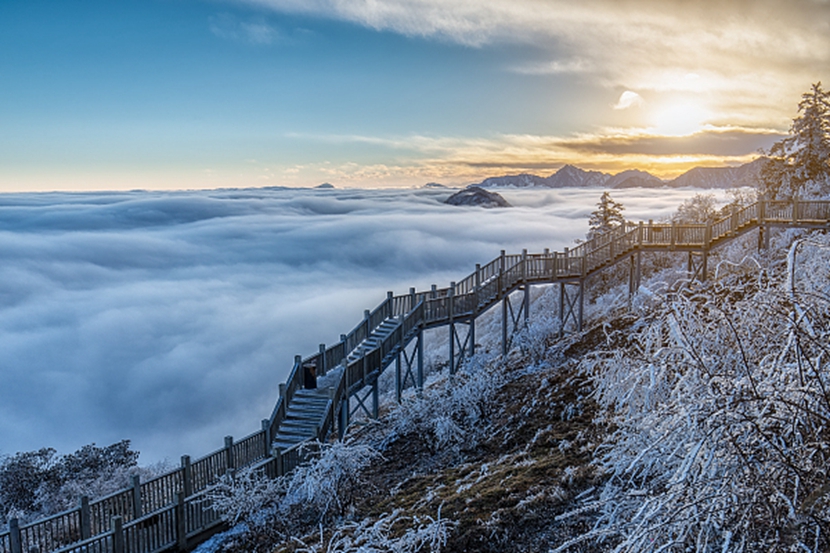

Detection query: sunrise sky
xmin=1 ymin=0 xmax=828 ymax=191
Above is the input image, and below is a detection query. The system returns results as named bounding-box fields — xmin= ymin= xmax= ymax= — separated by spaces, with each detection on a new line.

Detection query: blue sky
xmin=1 ymin=0 xmax=828 ymax=191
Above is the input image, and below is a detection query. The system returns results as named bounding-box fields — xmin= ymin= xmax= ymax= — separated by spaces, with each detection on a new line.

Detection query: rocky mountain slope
xmin=473 ymin=157 xmax=766 ymax=190
xmin=444 ymin=186 xmax=511 ymax=208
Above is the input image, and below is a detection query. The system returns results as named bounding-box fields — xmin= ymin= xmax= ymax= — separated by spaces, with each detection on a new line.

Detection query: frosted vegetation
xmin=201 ymin=199 xmax=830 ymax=551
xmin=0 ymin=441 xmax=169 ymax=524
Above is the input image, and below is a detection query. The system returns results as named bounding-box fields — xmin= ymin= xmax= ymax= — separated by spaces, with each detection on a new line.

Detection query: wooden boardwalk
xmin=3 ymin=198 xmax=829 ymax=553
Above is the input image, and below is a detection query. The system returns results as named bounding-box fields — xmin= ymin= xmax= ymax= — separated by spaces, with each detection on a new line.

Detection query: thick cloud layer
xmin=0 ymin=186 xmax=704 ymax=463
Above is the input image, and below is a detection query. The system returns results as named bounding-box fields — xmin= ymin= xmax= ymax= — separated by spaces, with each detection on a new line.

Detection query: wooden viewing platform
xmin=3 ymin=198 xmax=829 ymax=553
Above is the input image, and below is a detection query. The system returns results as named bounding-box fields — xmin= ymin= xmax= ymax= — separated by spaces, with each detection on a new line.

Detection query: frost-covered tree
xmin=671 ymin=193 xmax=718 ymax=223
xmin=761 ymin=82 xmax=830 ymax=199
xmin=559 ymin=236 xmax=830 ymax=552
xmin=587 ymin=192 xmax=625 ymax=239
xmin=0 ymin=440 xmax=145 ymax=522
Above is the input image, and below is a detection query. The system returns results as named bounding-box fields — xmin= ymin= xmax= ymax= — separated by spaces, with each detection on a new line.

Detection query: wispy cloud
xmin=614 ymin=91 xmax=645 ymax=110
xmin=276 ymin=125 xmax=779 ymax=185
xmin=209 ymin=13 xmax=281 ymax=45
xmin=511 ymin=58 xmax=593 ymax=75
xmin=241 ymin=0 xmax=829 ymax=127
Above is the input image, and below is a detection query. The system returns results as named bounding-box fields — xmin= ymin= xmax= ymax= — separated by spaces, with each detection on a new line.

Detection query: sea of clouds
xmin=0 ymin=185 xmax=708 ymax=463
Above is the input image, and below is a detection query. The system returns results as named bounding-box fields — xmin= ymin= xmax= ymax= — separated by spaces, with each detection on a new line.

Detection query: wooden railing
xmin=4 ymin=199 xmax=829 ymax=553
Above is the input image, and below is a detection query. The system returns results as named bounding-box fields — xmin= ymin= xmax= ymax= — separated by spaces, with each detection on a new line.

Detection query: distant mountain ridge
xmin=472 ymin=157 xmax=767 ymax=190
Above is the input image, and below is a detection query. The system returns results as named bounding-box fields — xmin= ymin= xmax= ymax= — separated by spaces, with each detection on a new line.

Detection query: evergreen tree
xmin=587 ymin=191 xmax=625 ymax=239
xmin=761 ymin=82 xmax=830 ymax=199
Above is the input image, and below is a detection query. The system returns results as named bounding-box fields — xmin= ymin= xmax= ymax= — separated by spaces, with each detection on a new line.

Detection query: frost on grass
xmin=560 ymin=234 xmax=830 ymax=552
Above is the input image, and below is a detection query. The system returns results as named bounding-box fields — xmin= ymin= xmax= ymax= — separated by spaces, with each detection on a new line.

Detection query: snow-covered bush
xmin=561 ymin=234 xmax=830 ymax=552
xmin=297 ymin=508 xmax=454 ymax=553
xmin=381 ymin=352 xmax=503 ymax=452
xmin=207 ymin=441 xmax=380 ymax=552
xmin=282 ymin=441 xmax=380 ymax=523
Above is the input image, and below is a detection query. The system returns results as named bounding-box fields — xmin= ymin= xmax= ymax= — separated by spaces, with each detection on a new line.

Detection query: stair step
xmin=276 ymin=427 xmax=314 ymax=441
xmin=273 ymin=438 xmax=304 ymax=450
xmin=289 ymin=404 xmax=328 ymax=415
xmin=290 ymin=395 xmax=330 ymax=406
xmin=285 ymin=418 xmax=322 ymax=430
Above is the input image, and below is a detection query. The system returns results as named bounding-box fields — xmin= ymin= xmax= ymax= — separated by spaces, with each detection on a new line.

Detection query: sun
xmin=650 ymin=101 xmax=711 ymax=136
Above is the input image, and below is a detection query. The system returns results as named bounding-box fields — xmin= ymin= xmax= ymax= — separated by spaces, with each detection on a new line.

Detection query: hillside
xmin=201 ymin=225 xmax=830 ymax=553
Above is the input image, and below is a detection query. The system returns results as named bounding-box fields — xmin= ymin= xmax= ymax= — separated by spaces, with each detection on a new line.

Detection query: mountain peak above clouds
xmin=468 ymin=158 xmax=765 ymax=190
xmin=444 ymin=186 xmax=511 ymax=208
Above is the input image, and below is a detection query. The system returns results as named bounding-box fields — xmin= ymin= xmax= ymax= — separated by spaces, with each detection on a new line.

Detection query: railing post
xmin=410 ymin=287 xmax=416 ymax=312
xmin=318 ymin=343 xmax=326 ymax=376
xmin=522 ymin=249 xmax=529 ymax=324
xmin=112 ymin=516 xmax=124 ymax=553
xmin=448 ymin=283 xmax=455 ymax=374
xmin=9 ymin=518 xmax=21 ymax=553
xmin=340 ymin=334 xmax=347 ymax=365
xmin=176 ymin=491 xmax=187 ymax=550
xmin=474 ymin=264 xmax=481 ymax=310
xmin=499 ymin=250 xmax=506 ymax=294
xmin=292 ymin=355 xmax=302 ymax=397
xmin=224 ymin=436 xmax=234 ymax=471
xmin=793 ymin=197 xmax=799 ymax=223
xmin=638 ymin=221 xmax=643 ymax=247
xmin=670 ymin=221 xmax=676 ymax=249
xmin=131 ymin=474 xmax=142 ymax=519
xmin=563 ymin=247 xmax=569 ymax=275
xmin=261 ymin=419 xmax=271 ymax=457
xmin=731 ymin=205 xmax=738 ymax=232
xmin=80 ymin=495 xmax=91 ymax=540
xmin=364 ymin=309 xmax=371 ymax=336
xmin=276 ymin=449 xmax=285 ymax=477
xmin=181 ymin=455 xmax=193 ymax=497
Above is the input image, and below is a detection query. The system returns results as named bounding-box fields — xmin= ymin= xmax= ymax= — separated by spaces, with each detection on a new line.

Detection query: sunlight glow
xmin=650 ymin=101 xmax=711 ymax=136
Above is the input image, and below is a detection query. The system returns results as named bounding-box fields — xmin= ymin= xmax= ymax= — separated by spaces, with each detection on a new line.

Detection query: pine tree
xmin=587 ymin=191 xmax=625 ymax=239
xmin=761 ymin=82 xmax=830 ymax=199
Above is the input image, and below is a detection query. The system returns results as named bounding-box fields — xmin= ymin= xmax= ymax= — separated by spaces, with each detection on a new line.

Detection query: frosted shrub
xmin=281 ymin=441 xmax=380 ymax=523
xmin=561 ymin=235 xmax=830 ymax=552
xmin=208 ymin=441 xmax=380 ymax=551
xmin=297 ymin=508 xmax=454 ymax=553
xmin=511 ymin=311 xmax=560 ymax=364
xmin=0 ymin=440 xmax=167 ymax=523
xmin=207 ymin=470 xmax=285 ymax=531
xmin=383 ymin=352 xmax=503 ymax=452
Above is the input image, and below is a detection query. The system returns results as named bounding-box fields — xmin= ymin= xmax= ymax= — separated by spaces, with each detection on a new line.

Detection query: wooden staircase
xmin=272 ymin=316 xmax=403 ymax=451
xmin=272 ymin=388 xmax=332 ymax=450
